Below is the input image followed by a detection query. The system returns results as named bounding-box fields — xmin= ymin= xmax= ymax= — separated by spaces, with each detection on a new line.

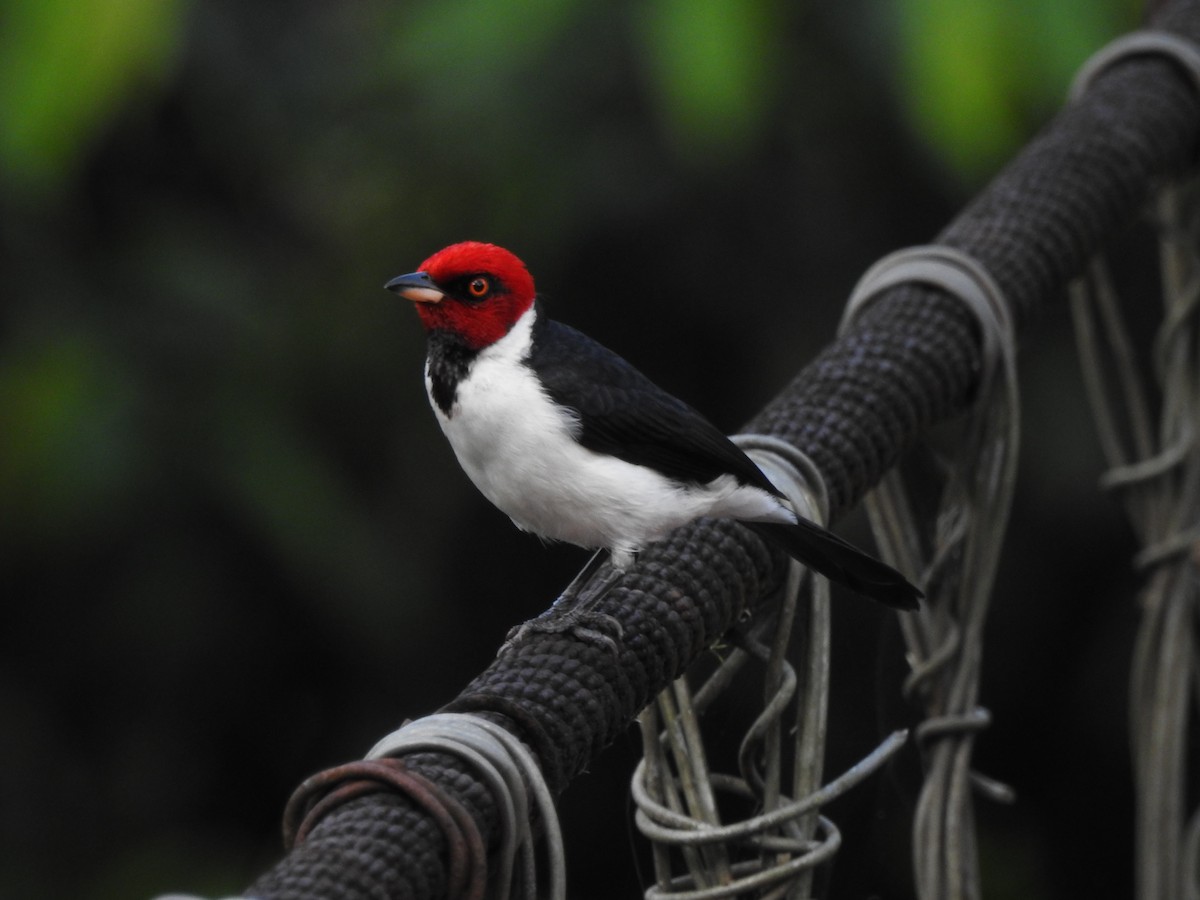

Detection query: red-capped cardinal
xmin=387 ymin=242 xmax=920 ymax=618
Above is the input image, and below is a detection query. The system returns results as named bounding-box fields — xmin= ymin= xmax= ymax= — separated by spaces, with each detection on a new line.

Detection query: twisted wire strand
xmin=1069 ymin=172 xmax=1200 ymax=900
xmin=632 ymin=435 xmax=823 ymax=897
xmin=842 ymin=245 xmax=1019 ymax=900
xmin=630 ymin=435 xmax=906 ymax=898
xmin=735 ymin=437 xmax=834 ymax=900
xmin=1066 ymin=32 xmax=1200 ymax=900
xmin=632 ymin=732 xmax=909 ymax=899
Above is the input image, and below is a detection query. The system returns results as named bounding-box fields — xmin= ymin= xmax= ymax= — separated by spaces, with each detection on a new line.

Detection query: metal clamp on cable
xmin=1068 ymin=29 xmax=1200 ymax=103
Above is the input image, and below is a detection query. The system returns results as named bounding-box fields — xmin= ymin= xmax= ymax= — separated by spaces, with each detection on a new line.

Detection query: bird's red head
xmin=386 ymin=242 xmax=537 ymax=350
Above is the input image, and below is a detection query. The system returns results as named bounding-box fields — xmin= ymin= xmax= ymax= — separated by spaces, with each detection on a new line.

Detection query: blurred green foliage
xmin=0 ymin=332 xmax=138 ymax=537
xmin=0 ymin=0 xmax=1149 ymax=898
xmin=895 ymin=0 xmax=1138 ymax=178
xmin=0 ymin=0 xmax=186 ymax=191
xmin=633 ymin=0 xmax=783 ymax=161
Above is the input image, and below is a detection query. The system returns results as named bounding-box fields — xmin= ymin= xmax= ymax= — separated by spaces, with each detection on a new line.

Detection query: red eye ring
xmin=468 ymin=277 xmax=490 ymax=298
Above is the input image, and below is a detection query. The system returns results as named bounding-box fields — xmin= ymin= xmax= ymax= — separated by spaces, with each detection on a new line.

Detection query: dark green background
xmin=0 ymin=2 xmax=1151 ymax=897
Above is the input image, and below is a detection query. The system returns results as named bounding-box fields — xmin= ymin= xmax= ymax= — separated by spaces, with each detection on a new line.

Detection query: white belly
xmin=428 ymin=311 xmax=790 ymax=566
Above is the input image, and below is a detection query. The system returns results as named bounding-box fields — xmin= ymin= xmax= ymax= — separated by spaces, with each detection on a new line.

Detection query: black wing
xmin=527 ymin=314 xmax=780 ymax=495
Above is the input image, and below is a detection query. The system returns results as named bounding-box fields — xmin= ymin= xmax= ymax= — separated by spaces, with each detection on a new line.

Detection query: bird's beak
xmin=385 ymin=271 xmax=445 ymax=304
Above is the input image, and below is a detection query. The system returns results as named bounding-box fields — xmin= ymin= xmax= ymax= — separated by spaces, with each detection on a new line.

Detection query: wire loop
xmin=1068 ymin=29 xmax=1200 ymax=103
xmin=841 ymin=244 xmax=1011 ymax=382
xmin=731 ymin=433 xmax=830 ymax=526
xmin=365 ymin=713 xmax=566 ymax=900
xmin=284 ymin=757 xmax=486 ymax=899
xmin=278 ymin=713 xmax=563 ymax=900
xmin=629 ymin=431 xmax=909 ymax=897
xmin=843 ymin=243 xmax=1020 ymax=898
xmin=1069 ymin=173 xmax=1200 ymax=900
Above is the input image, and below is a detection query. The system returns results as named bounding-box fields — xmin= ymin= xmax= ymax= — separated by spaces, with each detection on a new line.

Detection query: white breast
xmin=427 ymin=307 xmax=790 ymax=566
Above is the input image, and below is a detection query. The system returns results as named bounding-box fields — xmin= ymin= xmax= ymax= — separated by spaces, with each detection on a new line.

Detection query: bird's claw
xmin=499 ymin=610 xmax=625 ymax=656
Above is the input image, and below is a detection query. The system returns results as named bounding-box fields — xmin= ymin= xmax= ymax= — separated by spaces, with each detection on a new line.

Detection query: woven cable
xmin=361 ymin=713 xmax=567 ymax=900
xmin=1068 ymin=28 xmax=1200 ymax=106
xmin=842 ymin=245 xmax=1020 ymax=900
xmin=283 ymin=757 xmax=486 ymax=899
xmin=631 ymin=433 xmax=908 ymax=898
xmin=1067 ymin=171 xmax=1200 ymax=900
xmin=234 ymin=9 xmax=1200 ymax=898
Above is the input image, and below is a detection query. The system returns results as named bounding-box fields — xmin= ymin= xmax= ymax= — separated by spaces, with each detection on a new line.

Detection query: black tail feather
xmin=745 ymin=519 xmax=922 ymax=611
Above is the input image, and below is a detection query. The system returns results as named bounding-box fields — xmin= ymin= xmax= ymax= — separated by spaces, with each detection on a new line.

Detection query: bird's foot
xmin=500 ymin=608 xmax=625 ymax=655
xmin=498 ymin=556 xmax=626 ymax=656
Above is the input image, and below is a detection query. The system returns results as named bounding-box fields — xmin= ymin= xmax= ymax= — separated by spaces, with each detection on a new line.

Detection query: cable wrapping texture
xmin=245 ymin=6 xmax=1200 ymax=899
xmin=844 ymin=244 xmax=1020 ymax=900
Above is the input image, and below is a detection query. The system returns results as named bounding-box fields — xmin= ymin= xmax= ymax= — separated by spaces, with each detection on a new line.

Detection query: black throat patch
xmin=425 ymin=330 xmax=479 ymax=415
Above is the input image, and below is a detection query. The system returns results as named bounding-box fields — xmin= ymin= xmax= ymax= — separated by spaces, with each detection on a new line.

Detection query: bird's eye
xmin=468 ymin=277 xmax=490 ymax=298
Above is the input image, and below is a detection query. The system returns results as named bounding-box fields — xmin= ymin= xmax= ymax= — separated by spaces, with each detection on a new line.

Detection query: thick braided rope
xmin=362 ymin=714 xmax=564 ymax=900
xmin=755 ymin=20 xmax=1200 ymax=519
xmin=843 ymin=243 xmax=1020 ymax=899
xmin=244 ymin=5 xmax=1200 ymax=899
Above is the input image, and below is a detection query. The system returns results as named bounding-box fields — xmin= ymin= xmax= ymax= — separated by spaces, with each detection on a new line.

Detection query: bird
xmin=385 ymin=241 xmax=921 ymax=633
